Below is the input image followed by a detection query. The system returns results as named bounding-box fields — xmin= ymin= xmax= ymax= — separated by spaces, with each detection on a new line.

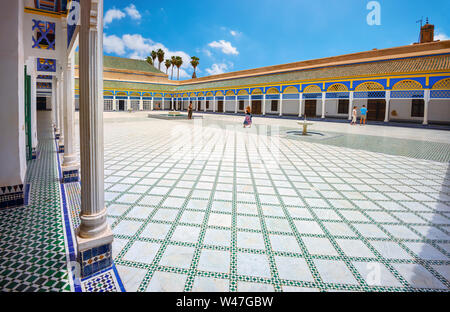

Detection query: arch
xmin=182 ymin=93 xmax=188 ymax=97
xmin=327 ymin=83 xmax=348 ymax=92
xmin=226 ymin=90 xmax=236 ymax=96
xmin=198 ymin=92 xmax=205 ymax=97
xmin=432 ymin=78 xmax=450 ymax=90
xmin=354 ymin=81 xmax=384 ymax=91
xmin=215 ymin=91 xmax=224 ymax=96
xmin=266 ymin=87 xmax=279 ymax=94
xmin=165 ymin=94 xmax=172 ymax=98
xmin=283 ymin=86 xmax=299 ymax=94
xmin=104 ymin=90 xmax=114 ymax=96
xmin=115 ymin=91 xmax=127 ymax=96
xmin=237 ymin=89 xmax=248 ymax=95
xmin=251 ymin=88 xmax=263 ymax=95
xmin=129 ymin=92 xmax=140 ymax=97
xmin=142 ymin=92 xmax=152 ymax=97
xmin=154 ymin=93 xmax=162 ymax=97
xmin=392 ymin=80 xmax=423 ymax=90
xmin=206 ymin=91 xmax=213 ymax=96
xmin=303 ymin=85 xmax=322 ymax=93
xmin=188 ymin=92 xmax=196 ymax=97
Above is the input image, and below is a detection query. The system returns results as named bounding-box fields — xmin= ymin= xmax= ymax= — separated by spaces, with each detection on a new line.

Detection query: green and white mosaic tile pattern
xmin=73 ymin=115 xmax=450 ymax=292
xmin=0 ymin=112 xmax=71 ymax=292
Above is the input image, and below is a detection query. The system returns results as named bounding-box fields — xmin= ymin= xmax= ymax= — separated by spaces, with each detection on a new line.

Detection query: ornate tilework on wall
xmin=430 ymin=90 xmax=450 ymax=99
xmin=391 ymin=91 xmax=424 ymax=99
xmin=32 ymin=19 xmax=55 ymax=50
xmin=37 ymin=75 xmax=53 ymax=80
xmin=37 ymin=58 xmax=56 ymax=72
xmin=354 ymin=91 xmax=386 ymax=98
xmin=326 ymin=92 xmax=350 ymax=99
xmin=37 ymin=82 xmax=52 ymax=89
xmin=0 ymin=184 xmax=25 ymax=209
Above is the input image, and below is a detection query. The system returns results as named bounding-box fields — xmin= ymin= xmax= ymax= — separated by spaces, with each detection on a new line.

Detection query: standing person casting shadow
xmin=188 ymin=103 xmax=193 ymax=120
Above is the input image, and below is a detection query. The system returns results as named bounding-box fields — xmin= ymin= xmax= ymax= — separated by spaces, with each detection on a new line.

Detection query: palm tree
xmin=175 ymin=56 xmax=183 ymax=80
xmin=156 ymin=49 xmax=165 ymax=71
xmin=170 ymin=56 xmax=177 ymax=80
xmin=190 ymin=56 xmax=199 ymax=79
xmin=151 ymin=50 xmax=157 ymax=67
xmin=164 ymin=59 xmax=171 ymax=75
xmin=146 ymin=56 xmax=153 ymax=66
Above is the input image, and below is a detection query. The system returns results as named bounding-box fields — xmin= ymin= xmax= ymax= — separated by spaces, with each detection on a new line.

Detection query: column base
xmin=0 ymin=184 xmax=25 ymax=209
xmin=76 ymin=226 xmax=114 ymax=278
xmin=62 ymin=163 xmax=80 ymax=183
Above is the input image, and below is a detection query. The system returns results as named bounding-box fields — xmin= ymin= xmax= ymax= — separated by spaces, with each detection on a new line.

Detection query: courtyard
xmin=73 ymin=111 xmax=450 ymax=291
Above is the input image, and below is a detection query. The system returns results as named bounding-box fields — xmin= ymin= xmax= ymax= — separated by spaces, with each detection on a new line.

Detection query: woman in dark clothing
xmin=188 ymin=103 xmax=193 ymax=119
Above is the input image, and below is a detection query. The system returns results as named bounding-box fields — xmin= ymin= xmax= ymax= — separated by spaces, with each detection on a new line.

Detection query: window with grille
xmin=239 ymin=100 xmax=244 ymax=110
xmin=131 ymin=100 xmax=140 ymax=111
xmin=411 ymin=99 xmax=424 ymax=117
xmin=338 ymin=99 xmax=349 ymax=114
xmin=271 ymin=100 xmax=278 ymax=111
xmin=206 ymin=101 xmax=209 ymax=109
xmin=143 ymin=100 xmax=151 ymax=110
xmin=104 ymin=99 xmax=113 ymax=111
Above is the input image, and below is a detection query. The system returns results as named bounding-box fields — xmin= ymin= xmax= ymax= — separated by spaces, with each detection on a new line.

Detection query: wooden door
xmin=367 ymin=100 xmax=386 ymax=121
xmin=251 ymin=100 xmax=262 ymax=115
xmin=218 ymin=101 xmax=224 ymax=112
xmin=304 ymin=100 xmax=317 ymax=117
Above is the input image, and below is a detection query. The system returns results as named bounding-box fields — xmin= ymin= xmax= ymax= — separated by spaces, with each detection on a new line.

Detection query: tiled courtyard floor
xmin=72 ymin=111 xmax=450 ymax=292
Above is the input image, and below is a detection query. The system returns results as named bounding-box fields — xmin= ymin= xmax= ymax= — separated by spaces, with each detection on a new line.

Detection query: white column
xmin=162 ymin=97 xmax=165 ymax=110
xmin=112 ymin=94 xmax=117 ymax=111
xmin=213 ymin=96 xmax=216 ymax=112
xmin=423 ymin=89 xmax=430 ymax=125
xmin=62 ymin=52 xmax=79 ymax=173
xmin=348 ymin=91 xmax=354 ymax=120
xmin=262 ymin=94 xmax=266 ymax=116
xmin=235 ymin=97 xmax=239 ymax=113
xmin=151 ymin=96 xmax=154 ymax=110
xmin=384 ymin=90 xmax=390 ymax=123
xmin=321 ymin=92 xmax=326 ymax=119
xmin=171 ymin=97 xmax=174 ymax=110
xmin=279 ymin=95 xmax=283 ymax=116
xmin=52 ymin=76 xmax=58 ymax=130
xmin=139 ymin=96 xmax=143 ymax=110
xmin=126 ymin=95 xmax=130 ymax=111
xmin=77 ymin=0 xmax=113 ymax=251
xmin=204 ymin=99 xmax=206 ymax=112
xmin=58 ymin=73 xmax=65 ymax=149
xmin=298 ymin=94 xmax=303 ymax=117
xmin=30 ymin=72 xmax=38 ymax=150
xmin=54 ymin=77 xmax=61 ymax=135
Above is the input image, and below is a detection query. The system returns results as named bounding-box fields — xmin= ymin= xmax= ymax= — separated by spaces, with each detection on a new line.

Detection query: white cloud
xmin=125 ymin=4 xmax=141 ymax=20
xmin=208 ymin=40 xmax=239 ymax=55
xmin=204 ymin=49 xmax=212 ymax=57
xmin=103 ymin=34 xmax=126 ymax=55
xmin=435 ymin=31 xmax=450 ymax=41
xmin=104 ymin=8 xmax=126 ymax=26
xmin=103 ymin=33 xmax=192 ymax=79
xmin=230 ymin=30 xmax=241 ymax=37
xmin=205 ymin=63 xmax=228 ymax=75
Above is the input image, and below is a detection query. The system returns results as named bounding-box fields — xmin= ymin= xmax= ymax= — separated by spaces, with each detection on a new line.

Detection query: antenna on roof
xmin=416 ymin=17 xmax=423 ymax=43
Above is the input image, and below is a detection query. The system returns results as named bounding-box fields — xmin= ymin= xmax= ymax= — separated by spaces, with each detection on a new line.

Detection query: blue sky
xmin=103 ymin=0 xmax=450 ymax=80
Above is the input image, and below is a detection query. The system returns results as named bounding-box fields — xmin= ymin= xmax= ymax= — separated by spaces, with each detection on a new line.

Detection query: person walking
xmin=351 ymin=106 xmax=357 ymax=125
xmin=188 ymin=103 xmax=193 ymax=120
xmin=360 ymin=105 xmax=368 ymax=126
xmin=243 ymin=106 xmax=252 ymax=128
